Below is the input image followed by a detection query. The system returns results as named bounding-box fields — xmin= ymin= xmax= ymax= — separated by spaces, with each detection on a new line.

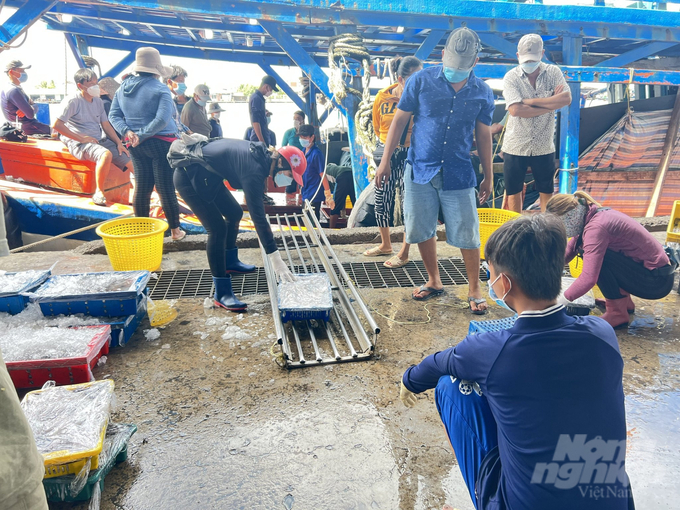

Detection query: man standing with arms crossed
xmin=502 ymin=34 xmax=572 ymax=213
xmin=375 ymin=27 xmax=494 ymax=313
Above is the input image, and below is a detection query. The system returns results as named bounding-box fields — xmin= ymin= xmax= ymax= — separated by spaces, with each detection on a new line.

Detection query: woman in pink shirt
xmin=547 ymin=191 xmax=675 ymax=328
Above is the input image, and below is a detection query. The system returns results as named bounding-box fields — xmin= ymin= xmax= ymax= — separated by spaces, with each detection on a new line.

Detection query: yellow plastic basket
xmin=478 ymin=209 xmax=521 ymax=259
xmin=666 ymin=200 xmax=680 ymax=244
xmin=22 ymin=380 xmax=115 ymax=478
xmin=96 ymin=217 xmax=168 ymax=271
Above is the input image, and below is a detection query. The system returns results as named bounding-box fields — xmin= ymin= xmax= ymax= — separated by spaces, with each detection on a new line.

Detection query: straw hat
xmin=133 ymin=47 xmax=172 ymax=77
xmin=98 ymin=77 xmax=120 ymax=97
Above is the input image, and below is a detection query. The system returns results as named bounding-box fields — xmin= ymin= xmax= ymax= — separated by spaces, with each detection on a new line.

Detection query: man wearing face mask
xmin=374 ymin=28 xmax=494 ymax=313
xmin=208 ymin=102 xmax=225 ymax=138
xmin=166 ymin=65 xmax=189 ymax=113
xmin=52 ymin=68 xmax=131 ymax=206
xmin=181 ymin=84 xmax=212 ymax=137
xmin=502 ymin=34 xmax=572 ymax=213
xmin=399 ymin=214 xmax=633 ymax=510
xmin=1 ymin=60 xmax=51 ymax=135
xmin=248 ymin=75 xmax=278 ymax=147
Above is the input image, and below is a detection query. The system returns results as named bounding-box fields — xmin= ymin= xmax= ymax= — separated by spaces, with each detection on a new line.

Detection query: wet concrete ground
xmin=2 ymin=238 xmax=679 ymax=509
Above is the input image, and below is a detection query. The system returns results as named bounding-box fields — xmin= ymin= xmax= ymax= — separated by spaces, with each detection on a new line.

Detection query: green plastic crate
xmin=43 ymin=423 xmax=137 ymax=503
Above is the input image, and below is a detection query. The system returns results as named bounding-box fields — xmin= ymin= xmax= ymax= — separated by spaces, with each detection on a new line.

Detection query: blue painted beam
xmin=64 ymin=33 xmax=87 ymax=69
xmin=81 ymin=0 xmax=680 ymax=42
xmin=102 ymin=51 xmax=137 ymax=78
xmin=414 ymin=29 xmax=445 ymax=61
xmin=258 ymin=63 xmax=308 ymax=112
xmin=0 ymin=0 xmax=56 ymax=46
xmin=258 ymin=21 xmax=336 ymax=104
xmin=478 ymin=33 xmax=517 ymax=60
xmin=559 ymin=36 xmax=582 ymax=195
xmin=594 ymin=41 xmax=678 ymax=68
xmin=473 ymin=63 xmax=680 ymax=85
xmin=84 ymin=35 xmax=329 ymax=68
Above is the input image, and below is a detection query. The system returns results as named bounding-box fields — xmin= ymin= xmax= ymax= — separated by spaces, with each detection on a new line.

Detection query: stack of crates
xmin=31 ymin=271 xmax=150 ymax=348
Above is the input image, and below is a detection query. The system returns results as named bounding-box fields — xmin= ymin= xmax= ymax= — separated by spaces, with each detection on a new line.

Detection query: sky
xmin=0 ymin=7 xmax=302 ymax=96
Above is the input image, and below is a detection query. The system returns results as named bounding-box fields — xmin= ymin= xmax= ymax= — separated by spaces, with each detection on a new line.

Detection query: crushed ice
xmin=32 ymin=271 xmax=147 ymax=298
xmin=0 ymin=270 xmax=48 ymax=294
xmin=278 ymin=274 xmax=332 ymax=310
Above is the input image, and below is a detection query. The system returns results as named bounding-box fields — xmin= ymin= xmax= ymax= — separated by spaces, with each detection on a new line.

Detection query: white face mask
xmin=86 ymin=85 xmax=101 ymax=97
xmin=294 ymin=120 xmax=302 ymax=129
xmin=212 ymin=112 xmax=220 ymax=119
xmin=264 ymin=89 xmax=273 ymax=98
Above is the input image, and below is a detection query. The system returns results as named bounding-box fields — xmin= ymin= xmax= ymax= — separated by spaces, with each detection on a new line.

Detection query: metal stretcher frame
xmin=259 ymin=202 xmax=380 ymax=369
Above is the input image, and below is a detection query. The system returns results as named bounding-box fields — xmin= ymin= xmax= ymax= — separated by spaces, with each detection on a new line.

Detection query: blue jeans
xmin=404 ymin=164 xmax=480 ymax=249
xmin=435 ymin=376 xmax=500 ymax=509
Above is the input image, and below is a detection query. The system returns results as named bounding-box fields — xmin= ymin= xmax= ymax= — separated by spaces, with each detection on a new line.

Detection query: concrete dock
xmin=1 ymin=235 xmax=678 ymax=510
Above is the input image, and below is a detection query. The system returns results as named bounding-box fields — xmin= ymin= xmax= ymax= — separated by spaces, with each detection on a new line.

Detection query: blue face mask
xmin=274 ymin=172 xmax=294 ymax=187
xmin=19 ymin=72 xmax=28 ymax=83
xmin=175 ymin=82 xmax=187 ymax=95
xmin=299 ymin=138 xmax=310 ymax=148
xmin=521 ymin=61 xmax=541 ymax=74
xmin=488 ymin=273 xmax=515 ymax=312
xmin=196 ymin=98 xmax=207 ymax=107
xmin=266 ymin=116 xmax=272 ymax=125
xmin=443 ymin=67 xmax=471 ymax=83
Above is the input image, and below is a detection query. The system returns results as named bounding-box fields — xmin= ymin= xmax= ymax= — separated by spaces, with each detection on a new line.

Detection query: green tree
xmin=36 ymin=80 xmax=48 ymax=89
xmin=48 ymin=80 xmax=56 ymax=89
xmin=237 ymin=83 xmax=257 ymax=97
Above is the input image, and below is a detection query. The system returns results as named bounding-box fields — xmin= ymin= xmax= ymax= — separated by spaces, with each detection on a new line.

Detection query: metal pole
xmin=646 ymin=89 xmax=680 ymax=217
xmin=558 ymin=36 xmax=583 ymax=195
xmin=0 ymin=194 xmax=9 ymax=257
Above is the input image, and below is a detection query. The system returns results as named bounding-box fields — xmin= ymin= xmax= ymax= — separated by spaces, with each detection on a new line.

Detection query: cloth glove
xmin=399 ymin=381 xmax=417 ymax=408
xmin=324 ymin=189 xmax=336 ymax=211
xmin=268 ymin=251 xmax=296 ymax=283
xmin=557 ymin=294 xmax=571 ymax=307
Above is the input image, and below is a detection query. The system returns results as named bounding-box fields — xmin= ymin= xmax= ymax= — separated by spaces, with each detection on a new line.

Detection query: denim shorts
xmin=403 ymin=163 xmax=480 ymax=249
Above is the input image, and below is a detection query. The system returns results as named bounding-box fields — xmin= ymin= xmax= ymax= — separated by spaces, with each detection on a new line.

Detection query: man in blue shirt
xmin=375 ymin=28 xmax=494 ymax=312
xmin=1 ymin=61 xmax=51 ymax=135
xmin=248 ymin=75 xmax=278 ymax=147
xmin=400 ymin=214 xmax=632 ymax=510
xmin=298 ymin=124 xmax=333 ymax=219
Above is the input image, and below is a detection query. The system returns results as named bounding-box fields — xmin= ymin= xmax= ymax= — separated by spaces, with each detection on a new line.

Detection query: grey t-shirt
xmin=58 ymin=94 xmax=107 ymax=140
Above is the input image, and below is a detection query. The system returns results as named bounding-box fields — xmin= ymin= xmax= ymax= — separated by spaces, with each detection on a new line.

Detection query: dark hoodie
xmin=108 ymin=75 xmax=178 ymax=142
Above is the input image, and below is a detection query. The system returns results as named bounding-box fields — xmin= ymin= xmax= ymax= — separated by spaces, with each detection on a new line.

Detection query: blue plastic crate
xmin=103 ymin=295 xmax=148 ymax=348
xmin=278 ymin=274 xmax=333 ymax=324
xmin=468 ymin=316 xmax=517 ymax=335
xmin=30 ymin=271 xmax=151 ymax=318
xmin=0 ymin=270 xmax=51 ymax=315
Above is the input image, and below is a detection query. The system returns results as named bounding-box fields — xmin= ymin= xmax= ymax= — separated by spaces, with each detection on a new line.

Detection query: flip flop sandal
xmin=412 ymin=286 xmax=445 ymax=301
xmin=383 ymin=255 xmax=409 ymax=269
xmin=171 ymin=229 xmax=186 ymax=241
xmin=363 ymin=246 xmax=393 ymax=257
xmin=468 ymin=297 xmax=488 ymax=315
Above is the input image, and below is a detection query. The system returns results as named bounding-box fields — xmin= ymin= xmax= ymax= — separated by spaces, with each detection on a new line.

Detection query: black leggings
xmin=173 ymin=168 xmax=243 ymax=277
xmin=129 ymin=138 xmax=181 ymax=229
xmin=597 ymin=249 xmax=675 ymax=300
xmin=330 ymin=172 xmax=356 ymax=216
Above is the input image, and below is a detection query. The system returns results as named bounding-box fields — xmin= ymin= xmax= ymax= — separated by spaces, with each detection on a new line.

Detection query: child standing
xmin=297 ymin=124 xmax=333 ymax=219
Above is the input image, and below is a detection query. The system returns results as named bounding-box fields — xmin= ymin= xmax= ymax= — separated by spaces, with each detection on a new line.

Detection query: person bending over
xmin=547 ymin=190 xmax=675 ymax=329
xmin=400 ymin=214 xmax=633 ymax=510
xmin=171 ymin=138 xmax=300 ymax=311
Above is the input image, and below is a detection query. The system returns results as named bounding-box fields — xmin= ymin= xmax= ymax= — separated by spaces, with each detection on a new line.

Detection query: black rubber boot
xmin=225 ymin=248 xmax=256 ymax=274
xmin=213 ymin=276 xmax=247 ymax=311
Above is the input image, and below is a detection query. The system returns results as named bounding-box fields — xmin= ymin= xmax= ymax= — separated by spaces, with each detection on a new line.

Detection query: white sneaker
xmin=93 ymin=190 xmax=107 ymax=206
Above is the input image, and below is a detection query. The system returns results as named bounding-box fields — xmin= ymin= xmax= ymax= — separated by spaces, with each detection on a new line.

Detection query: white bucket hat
xmin=133 ymin=47 xmax=172 ymax=78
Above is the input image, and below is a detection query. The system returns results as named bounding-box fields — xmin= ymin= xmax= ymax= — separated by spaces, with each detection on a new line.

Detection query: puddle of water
xmin=625 ymin=391 xmax=680 ymax=507
xmin=628 ymin=314 xmax=674 ymax=337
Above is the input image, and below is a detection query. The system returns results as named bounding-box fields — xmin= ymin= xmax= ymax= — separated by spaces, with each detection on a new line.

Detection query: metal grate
xmin=148 ymin=259 xmax=488 ymax=300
